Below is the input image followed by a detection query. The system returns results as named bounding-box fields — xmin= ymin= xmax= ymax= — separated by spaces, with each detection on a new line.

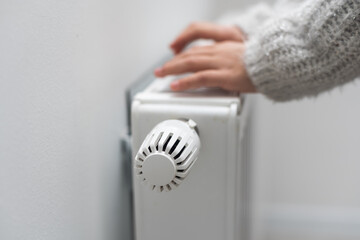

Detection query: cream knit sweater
xmin=233 ymin=0 xmax=360 ymax=101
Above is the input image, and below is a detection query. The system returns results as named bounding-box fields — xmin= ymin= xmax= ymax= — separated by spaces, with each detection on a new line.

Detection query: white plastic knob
xmin=135 ymin=119 xmax=200 ymax=192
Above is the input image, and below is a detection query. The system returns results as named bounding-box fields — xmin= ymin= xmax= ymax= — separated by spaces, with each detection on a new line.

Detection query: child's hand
xmin=155 ymin=41 xmax=256 ymax=93
xmin=170 ymin=22 xmax=246 ymax=54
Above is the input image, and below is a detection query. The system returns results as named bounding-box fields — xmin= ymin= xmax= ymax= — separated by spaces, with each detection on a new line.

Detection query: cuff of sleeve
xmin=243 ymin=37 xmax=289 ymax=101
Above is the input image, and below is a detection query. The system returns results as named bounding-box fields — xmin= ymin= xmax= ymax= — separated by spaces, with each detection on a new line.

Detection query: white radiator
xmin=130 ymin=76 xmax=251 ymax=240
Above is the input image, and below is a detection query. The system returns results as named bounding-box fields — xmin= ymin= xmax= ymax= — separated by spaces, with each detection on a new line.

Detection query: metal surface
xmin=125 ymin=55 xmax=171 ymax=135
xmin=122 ymin=55 xmax=171 ymax=240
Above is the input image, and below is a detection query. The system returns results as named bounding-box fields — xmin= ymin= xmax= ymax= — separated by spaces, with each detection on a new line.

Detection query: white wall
xmin=0 ymin=1 xmax=218 ymax=239
xmin=249 ymin=83 xmax=360 ymax=240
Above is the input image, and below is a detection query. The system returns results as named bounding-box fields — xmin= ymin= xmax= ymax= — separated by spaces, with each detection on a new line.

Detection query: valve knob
xmin=135 ymin=119 xmax=200 ymax=192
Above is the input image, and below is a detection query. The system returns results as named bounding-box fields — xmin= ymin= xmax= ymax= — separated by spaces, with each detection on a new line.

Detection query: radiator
xmin=128 ymin=74 xmax=251 ymax=240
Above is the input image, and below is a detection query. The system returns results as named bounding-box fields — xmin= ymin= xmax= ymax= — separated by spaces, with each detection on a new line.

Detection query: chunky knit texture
xmin=238 ymin=0 xmax=360 ymax=101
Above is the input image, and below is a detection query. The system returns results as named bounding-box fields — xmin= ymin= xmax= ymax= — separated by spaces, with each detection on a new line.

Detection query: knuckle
xmin=228 ymin=28 xmax=239 ymax=38
xmin=184 ymin=58 xmax=196 ymax=67
xmin=162 ymin=63 xmax=170 ymax=72
xmin=179 ymin=53 xmax=190 ymax=60
xmin=197 ymin=73 xmax=208 ymax=84
xmin=191 ymin=45 xmax=201 ymax=50
xmin=180 ymin=79 xmax=190 ymax=88
xmin=189 ymin=22 xmax=200 ymax=29
xmin=162 ymin=62 xmax=174 ymax=73
xmin=188 ymin=22 xmax=204 ymax=38
xmin=220 ymin=74 xmax=231 ymax=88
xmin=221 ymin=80 xmax=230 ymax=89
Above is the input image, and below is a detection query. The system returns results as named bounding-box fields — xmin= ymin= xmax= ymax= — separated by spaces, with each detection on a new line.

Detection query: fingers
xmin=154 ymin=40 xmax=251 ymax=93
xmin=170 ymin=22 xmax=241 ymax=54
xmin=155 ymin=56 xmax=218 ymax=77
xmin=170 ymin=70 xmax=228 ymax=91
xmin=177 ymin=45 xmax=216 ymax=59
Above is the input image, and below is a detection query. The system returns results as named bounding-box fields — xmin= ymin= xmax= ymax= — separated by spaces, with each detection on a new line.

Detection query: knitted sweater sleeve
xmin=244 ymin=0 xmax=360 ymax=101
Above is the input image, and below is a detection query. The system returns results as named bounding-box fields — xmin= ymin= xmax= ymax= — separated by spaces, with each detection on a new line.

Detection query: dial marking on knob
xmin=142 ymin=153 xmax=176 ymax=186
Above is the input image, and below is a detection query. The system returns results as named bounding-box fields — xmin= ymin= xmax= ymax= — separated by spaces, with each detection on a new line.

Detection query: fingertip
xmin=170 ymin=81 xmax=181 ymax=91
xmin=170 ymin=45 xmax=181 ymax=55
xmin=154 ymin=67 xmax=163 ymax=77
xmin=170 ymin=47 xmax=177 ymax=55
xmin=170 ymin=40 xmax=179 ymax=49
xmin=170 ymin=40 xmax=184 ymax=54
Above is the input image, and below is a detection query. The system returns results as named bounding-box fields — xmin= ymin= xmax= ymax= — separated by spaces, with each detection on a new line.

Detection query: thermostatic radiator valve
xmin=134 ymin=119 xmax=200 ymax=192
